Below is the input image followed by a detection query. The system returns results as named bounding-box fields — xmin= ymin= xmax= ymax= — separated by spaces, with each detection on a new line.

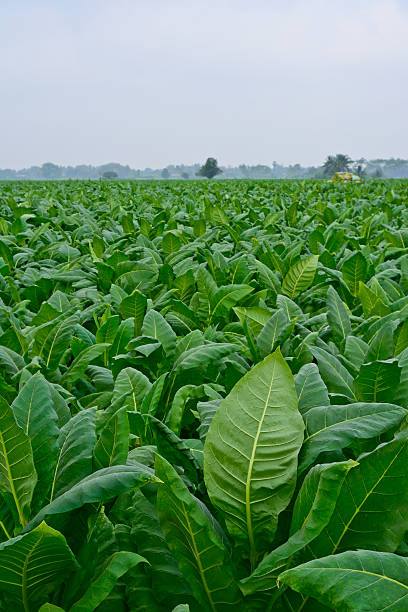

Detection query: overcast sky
xmin=1 ymin=0 xmax=407 ymax=169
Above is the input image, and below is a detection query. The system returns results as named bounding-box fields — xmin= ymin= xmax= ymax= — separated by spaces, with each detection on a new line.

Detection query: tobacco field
xmin=1 ymin=177 xmax=408 ymax=611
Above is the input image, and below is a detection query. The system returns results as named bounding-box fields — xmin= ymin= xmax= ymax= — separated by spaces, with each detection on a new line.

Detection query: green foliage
xmin=196 ymin=157 xmax=222 ymax=179
xmin=1 ymin=177 xmax=408 ymax=610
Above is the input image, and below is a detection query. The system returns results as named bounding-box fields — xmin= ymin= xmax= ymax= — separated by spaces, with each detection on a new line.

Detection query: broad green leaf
xmin=172 ymin=342 xmax=237 ymax=373
xmin=0 ymin=521 xmax=78 ymax=610
xmin=342 ymin=252 xmax=368 ymax=296
xmin=70 ymin=551 xmax=147 ymax=612
xmin=119 ymin=290 xmax=147 ymax=337
xmin=109 ymin=319 xmax=134 ymax=361
xmin=25 ymin=464 xmax=159 ymax=531
xmin=155 ymin=454 xmax=243 ymax=611
xmin=95 ymin=315 xmax=120 ymax=345
xmin=126 ymin=489 xmax=193 ymax=606
xmin=209 ymin=284 xmax=254 ymax=323
xmin=354 ymin=359 xmax=401 ymax=402
xmin=0 ymin=345 xmax=25 ymax=377
xmin=295 ymin=363 xmax=329 ymax=414
xmin=308 ymin=430 xmax=408 ymax=557
xmin=162 ymin=230 xmax=182 ymax=254
xmin=395 ymin=319 xmax=408 ymax=356
xmin=140 ymin=372 xmax=167 ymax=415
xmin=256 ymin=309 xmax=291 ymax=358
xmin=0 ymin=239 xmax=13 ymax=271
xmin=366 ymin=321 xmax=395 ymax=361
xmin=326 ymin=286 xmax=351 ymax=344
xmin=197 ymin=398 xmax=222 ymax=440
xmin=279 ymin=550 xmax=408 ymax=612
xmin=240 ymin=460 xmax=356 ymax=595
xmin=299 ymin=402 xmax=407 ymax=473
xmin=62 ymin=343 xmax=111 ymax=385
xmin=233 ymin=306 xmax=273 ymax=336
xmin=32 ymin=313 xmax=79 ymax=371
xmin=359 ymin=281 xmax=391 ymax=317
xmin=11 ymin=372 xmax=59 ymax=504
xmin=204 ymin=349 xmax=304 ymax=564
xmin=0 ymin=396 xmax=36 ymax=527
xmin=344 ymin=335 xmax=369 ymax=370
xmin=94 ymin=406 xmax=129 ymax=469
xmin=166 ymin=384 xmax=212 ymax=436
xmin=276 ymin=293 xmax=303 ymax=320
xmin=132 ymin=413 xmax=199 ymax=481
xmin=311 ymin=346 xmax=356 ymax=399
xmin=49 ymin=408 xmax=96 ymax=502
xmin=282 ymin=255 xmax=318 ymax=299
xmin=112 ymin=367 xmax=152 ymax=410
xmin=142 ymin=309 xmax=177 ymax=357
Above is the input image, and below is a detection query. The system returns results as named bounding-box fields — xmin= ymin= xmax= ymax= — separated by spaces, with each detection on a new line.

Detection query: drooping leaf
xmin=279 ymin=550 xmax=408 ymax=612
xmin=25 ymin=464 xmax=159 ymax=531
xmin=32 ymin=313 xmax=79 ymax=371
xmin=155 ymin=454 xmax=243 ymax=610
xmin=62 ymin=343 xmax=111 ymax=385
xmin=70 ymin=551 xmax=147 ymax=612
xmin=299 ymin=402 xmax=407 ymax=473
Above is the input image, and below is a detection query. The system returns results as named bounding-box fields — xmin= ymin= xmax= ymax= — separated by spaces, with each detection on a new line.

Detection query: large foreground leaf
xmin=156 ymin=454 xmax=243 ymax=611
xmin=279 ymin=550 xmax=408 ymax=612
xmin=0 ymin=397 xmax=36 ymax=527
xmin=0 ymin=521 xmax=78 ymax=611
xmin=204 ymin=349 xmax=304 ymax=564
xmin=11 ymin=373 xmax=59 ymax=503
xmin=308 ymin=429 xmax=408 ymax=557
xmin=240 ymin=460 xmax=356 ymax=595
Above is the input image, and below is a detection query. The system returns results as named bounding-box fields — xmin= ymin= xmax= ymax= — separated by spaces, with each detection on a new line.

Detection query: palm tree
xmin=322 ymin=154 xmax=352 ymax=177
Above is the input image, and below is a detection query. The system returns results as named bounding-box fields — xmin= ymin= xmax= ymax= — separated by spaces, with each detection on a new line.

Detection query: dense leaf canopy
xmin=0 ymin=177 xmax=408 ymax=610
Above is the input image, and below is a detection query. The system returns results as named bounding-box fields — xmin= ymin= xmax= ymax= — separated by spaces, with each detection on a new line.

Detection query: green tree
xmin=41 ymin=163 xmax=62 ymax=179
xmin=196 ymin=158 xmax=222 ymax=179
xmin=161 ymin=168 xmax=170 ymax=179
xmin=322 ymin=154 xmax=352 ymax=177
xmin=101 ymin=171 xmax=118 ymax=179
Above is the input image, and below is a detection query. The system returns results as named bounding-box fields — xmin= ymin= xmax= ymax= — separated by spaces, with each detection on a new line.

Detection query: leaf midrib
xmin=245 ymin=360 xmax=277 ymax=557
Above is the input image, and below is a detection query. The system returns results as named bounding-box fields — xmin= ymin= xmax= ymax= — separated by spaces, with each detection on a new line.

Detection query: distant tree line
xmin=1 ymin=156 xmax=407 ymax=180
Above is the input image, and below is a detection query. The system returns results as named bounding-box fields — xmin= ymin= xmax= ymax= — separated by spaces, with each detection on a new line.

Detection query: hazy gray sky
xmin=1 ymin=0 xmax=407 ymax=169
